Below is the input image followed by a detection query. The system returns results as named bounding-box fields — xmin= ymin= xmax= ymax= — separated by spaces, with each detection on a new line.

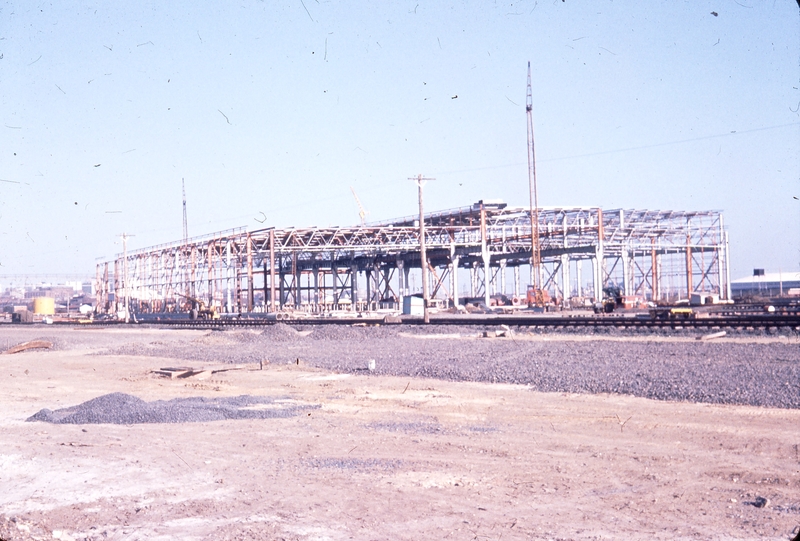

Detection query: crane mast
xmin=182 ymin=178 xmax=189 ymax=245
xmin=526 ymin=62 xmax=542 ymax=291
xmin=350 ymin=186 xmax=368 ymax=226
xmin=181 ymin=178 xmax=190 ymax=303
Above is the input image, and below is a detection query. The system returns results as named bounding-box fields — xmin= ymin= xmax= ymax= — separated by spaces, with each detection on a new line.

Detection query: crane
xmin=181 ymin=178 xmax=191 ymax=302
xmin=526 ymin=62 xmax=546 ymax=308
xmin=350 ymin=186 xmax=369 ymax=226
xmin=182 ymin=178 xmax=189 ymax=245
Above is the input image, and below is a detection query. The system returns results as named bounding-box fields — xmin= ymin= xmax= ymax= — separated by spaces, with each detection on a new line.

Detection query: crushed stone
xmin=26 ymin=392 xmax=319 ymax=425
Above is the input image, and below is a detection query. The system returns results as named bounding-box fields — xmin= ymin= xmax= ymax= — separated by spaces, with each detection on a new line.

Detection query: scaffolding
xmin=95 ymin=203 xmax=731 ymax=314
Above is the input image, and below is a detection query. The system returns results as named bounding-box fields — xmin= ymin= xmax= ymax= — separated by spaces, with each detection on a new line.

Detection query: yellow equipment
xmin=650 ymin=307 xmax=695 ymax=320
xmin=177 ymin=293 xmax=220 ymax=320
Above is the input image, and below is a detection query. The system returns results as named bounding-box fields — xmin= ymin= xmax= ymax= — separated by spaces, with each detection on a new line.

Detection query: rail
xmin=64 ymin=313 xmax=800 ymax=330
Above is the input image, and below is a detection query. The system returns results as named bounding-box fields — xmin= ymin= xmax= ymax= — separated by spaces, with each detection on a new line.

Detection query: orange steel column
xmin=685 ymin=233 xmax=693 ymax=297
xmin=207 ymin=240 xmax=215 ymax=307
xmin=651 ymin=237 xmax=658 ymax=301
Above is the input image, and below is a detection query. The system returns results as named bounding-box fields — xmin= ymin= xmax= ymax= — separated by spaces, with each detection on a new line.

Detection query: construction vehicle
xmin=526 ymin=285 xmax=551 ymax=308
xmin=176 ymin=293 xmax=220 ymax=320
xmin=649 ymin=306 xmax=696 ymax=320
xmin=593 ymin=284 xmax=623 ymax=314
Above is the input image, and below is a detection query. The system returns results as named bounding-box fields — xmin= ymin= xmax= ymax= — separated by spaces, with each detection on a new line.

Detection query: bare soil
xmin=1 ymin=325 xmax=799 ymax=540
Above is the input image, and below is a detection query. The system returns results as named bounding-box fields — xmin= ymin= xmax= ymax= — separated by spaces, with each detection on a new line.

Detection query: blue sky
xmin=1 ymin=0 xmax=798 ymax=279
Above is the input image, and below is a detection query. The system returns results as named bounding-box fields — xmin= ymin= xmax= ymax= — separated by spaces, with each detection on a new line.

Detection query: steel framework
xmin=95 ymin=203 xmax=731 ymax=315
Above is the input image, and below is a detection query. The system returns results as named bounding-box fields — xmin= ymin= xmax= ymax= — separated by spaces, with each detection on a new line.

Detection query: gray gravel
xmin=4 ymin=323 xmax=799 ymax=410
xmin=26 ymin=392 xmax=319 ymax=424
xmin=99 ymin=324 xmax=800 ymax=409
xmin=303 ymin=457 xmax=405 ymax=472
xmin=367 ymin=421 xmax=446 ymax=435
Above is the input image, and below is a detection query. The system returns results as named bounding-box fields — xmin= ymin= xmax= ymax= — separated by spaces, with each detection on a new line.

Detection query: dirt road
xmin=1 ymin=326 xmax=798 ymax=540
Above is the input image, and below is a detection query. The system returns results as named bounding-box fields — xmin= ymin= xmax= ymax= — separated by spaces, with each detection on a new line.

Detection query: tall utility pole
xmin=182 ymin=178 xmax=189 ymax=245
xmin=526 ymin=62 xmax=542 ymax=290
xmin=119 ymin=232 xmax=134 ymax=323
xmin=410 ymin=174 xmax=435 ymax=323
xmin=181 ymin=178 xmax=190 ymax=303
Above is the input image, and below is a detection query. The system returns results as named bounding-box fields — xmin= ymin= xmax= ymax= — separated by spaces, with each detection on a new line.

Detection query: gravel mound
xmin=303 ymin=457 xmax=404 ymax=472
xmin=367 ymin=421 xmax=445 ymax=434
xmin=259 ymin=323 xmax=305 ymax=342
xmin=26 ymin=393 xmax=319 ymax=425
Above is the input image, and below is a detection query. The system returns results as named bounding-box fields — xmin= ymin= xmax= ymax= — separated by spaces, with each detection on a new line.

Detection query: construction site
xmin=2 ymin=58 xmax=799 ymax=541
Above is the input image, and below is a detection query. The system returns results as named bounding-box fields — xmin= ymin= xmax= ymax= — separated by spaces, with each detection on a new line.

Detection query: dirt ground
xmin=1 ymin=327 xmax=799 ymax=540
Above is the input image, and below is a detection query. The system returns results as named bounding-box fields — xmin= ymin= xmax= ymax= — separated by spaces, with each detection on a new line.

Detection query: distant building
xmin=730 ymin=270 xmax=800 ymax=298
xmin=24 ymin=286 xmax=76 ymax=301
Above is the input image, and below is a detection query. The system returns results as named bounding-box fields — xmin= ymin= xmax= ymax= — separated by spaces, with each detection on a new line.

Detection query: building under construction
xmin=95 ymin=202 xmax=731 ymax=316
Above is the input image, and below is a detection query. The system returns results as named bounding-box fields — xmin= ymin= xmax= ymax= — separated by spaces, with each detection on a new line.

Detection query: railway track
xmin=120 ymin=313 xmax=800 ymax=330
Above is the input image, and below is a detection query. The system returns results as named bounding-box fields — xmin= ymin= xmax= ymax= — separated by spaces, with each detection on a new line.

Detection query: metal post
xmin=246 ymin=234 xmax=254 ymax=312
xmin=718 ymin=214 xmax=727 ymax=299
xmin=595 ymin=209 xmax=605 ymax=300
xmin=113 ymin=260 xmax=120 ymax=313
xmin=480 ymin=203 xmax=491 ymax=307
xmin=499 ymin=259 xmax=507 ymax=296
xmin=622 ymin=250 xmax=630 ymax=297
xmin=279 ymin=258 xmax=285 ymax=309
xmin=561 ymin=213 xmax=569 ymax=299
xmin=450 ymin=242 xmax=460 ymax=309
xmin=350 ymin=261 xmax=357 ymax=311
xmin=293 ymin=252 xmax=300 ymax=308
xmin=95 ymin=264 xmax=102 ymax=314
xmin=331 ymin=261 xmax=338 ymax=305
xmin=685 ymin=232 xmax=693 ymax=297
xmin=225 ymin=241 xmax=232 ymax=313
xmin=190 ymin=247 xmax=197 ymax=299
xmin=208 ymin=241 xmax=215 ymax=309
xmin=365 ymin=267 xmax=372 ymax=311
xmin=403 ymin=265 xmax=410 ymax=308
xmin=724 ymin=231 xmax=732 ymax=300
xmin=159 ymin=252 xmax=166 ymax=312
xmin=269 ymin=230 xmax=276 ymax=312
xmin=470 ymin=262 xmax=477 ymax=297
xmin=263 ymin=260 xmax=268 ymax=311
xmin=236 ymin=269 xmax=243 ymax=313
xmin=397 ymin=259 xmax=405 ymax=304
xmin=651 ymin=238 xmax=659 ymax=301
xmin=311 ymin=265 xmax=324 ymax=311
xmin=121 ymin=233 xmax=130 ymax=322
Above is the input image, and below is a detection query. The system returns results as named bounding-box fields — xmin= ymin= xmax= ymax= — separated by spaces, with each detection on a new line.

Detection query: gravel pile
xmin=303 ymin=457 xmax=405 ymax=472
xmin=367 ymin=421 xmax=446 ymax=434
xmin=26 ymin=392 xmax=319 ymax=425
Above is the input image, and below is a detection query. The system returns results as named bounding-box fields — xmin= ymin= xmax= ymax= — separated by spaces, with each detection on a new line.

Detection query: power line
xmin=433 ymin=121 xmax=800 ymax=176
